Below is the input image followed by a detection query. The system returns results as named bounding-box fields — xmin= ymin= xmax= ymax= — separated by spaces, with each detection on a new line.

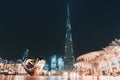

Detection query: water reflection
xmin=0 ymin=75 xmax=80 ymax=80
xmin=1 ymin=75 xmax=120 ymax=80
xmin=0 ymin=75 xmax=14 ymax=80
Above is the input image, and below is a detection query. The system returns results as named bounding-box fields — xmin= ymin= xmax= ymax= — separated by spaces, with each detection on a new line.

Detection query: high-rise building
xmin=22 ymin=49 xmax=29 ymax=60
xmin=50 ymin=55 xmax=64 ymax=71
xmin=58 ymin=57 xmax=64 ymax=71
xmin=64 ymin=4 xmax=75 ymax=71
xmin=44 ymin=63 xmax=49 ymax=70
xmin=51 ymin=55 xmax=57 ymax=71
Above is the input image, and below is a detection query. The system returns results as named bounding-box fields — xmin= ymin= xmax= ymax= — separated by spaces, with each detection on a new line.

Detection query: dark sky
xmin=0 ymin=0 xmax=119 ymax=62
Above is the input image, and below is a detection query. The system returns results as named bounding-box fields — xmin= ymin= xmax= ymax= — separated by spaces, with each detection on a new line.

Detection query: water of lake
xmin=0 ymin=75 xmax=120 ymax=80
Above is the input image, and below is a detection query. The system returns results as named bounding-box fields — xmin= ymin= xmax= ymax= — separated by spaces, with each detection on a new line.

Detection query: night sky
xmin=0 ymin=0 xmax=119 ymax=62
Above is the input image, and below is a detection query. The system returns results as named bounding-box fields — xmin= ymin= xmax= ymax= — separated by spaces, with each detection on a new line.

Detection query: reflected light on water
xmin=0 ymin=75 xmax=14 ymax=80
xmin=1 ymin=75 xmax=120 ymax=80
xmin=0 ymin=75 xmax=79 ymax=80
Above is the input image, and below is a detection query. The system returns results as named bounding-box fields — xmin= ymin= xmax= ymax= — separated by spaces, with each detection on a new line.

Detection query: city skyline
xmin=0 ymin=0 xmax=119 ymax=61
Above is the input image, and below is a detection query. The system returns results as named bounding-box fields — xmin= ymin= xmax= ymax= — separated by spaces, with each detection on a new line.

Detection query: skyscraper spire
xmin=67 ymin=4 xmax=70 ymax=18
xmin=66 ymin=4 xmax=71 ymax=31
xmin=64 ymin=4 xmax=75 ymax=71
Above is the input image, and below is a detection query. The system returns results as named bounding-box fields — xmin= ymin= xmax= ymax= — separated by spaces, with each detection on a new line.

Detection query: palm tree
xmin=109 ymin=39 xmax=120 ymax=46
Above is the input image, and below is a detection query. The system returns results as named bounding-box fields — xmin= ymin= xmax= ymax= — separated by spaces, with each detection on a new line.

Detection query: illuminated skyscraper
xmin=58 ymin=57 xmax=64 ymax=71
xmin=64 ymin=4 xmax=75 ymax=71
xmin=22 ymin=49 xmax=29 ymax=60
xmin=51 ymin=55 xmax=57 ymax=71
xmin=44 ymin=63 xmax=49 ymax=70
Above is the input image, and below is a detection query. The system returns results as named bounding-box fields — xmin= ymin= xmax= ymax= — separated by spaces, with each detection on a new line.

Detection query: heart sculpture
xmin=22 ymin=57 xmax=45 ymax=76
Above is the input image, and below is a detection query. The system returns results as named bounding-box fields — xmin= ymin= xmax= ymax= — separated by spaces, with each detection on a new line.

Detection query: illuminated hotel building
xmin=74 ymin=39 xmax=120 ymax=76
